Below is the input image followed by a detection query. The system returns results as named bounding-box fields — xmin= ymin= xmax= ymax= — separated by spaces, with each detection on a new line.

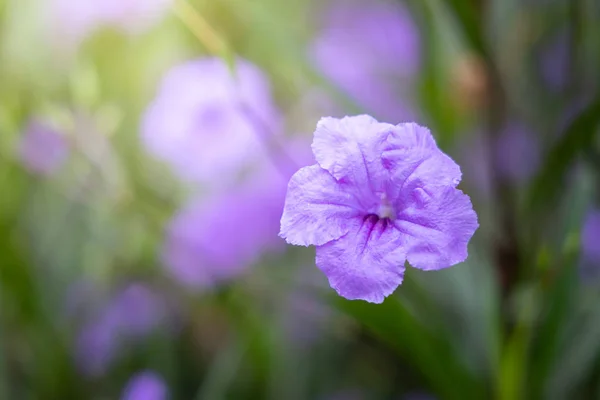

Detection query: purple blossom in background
xmin=109 ymin=283 xmax=166 ymax=337
xmin=280 ymin=115 xmax=478 ymax=303
xmin=142 ymin=57 xmax=280 ymax=185
xmin=49 ymin=0 xmax=170 ymax=45
xmin=458 ymin=122 xmax=540 ymax=198
xmin=403 ymin=392 xmax=437 ymax=400
xmin=75 ymin=283 xmax=166 ymax=376
xmin=162 ymin=184 xmax=280 ymax=288
xmin=76 ymin=311 xmax=120 ymax=377
xmin=539 ymin=31 xmax=569 ymax=92
xmin=582 ymin=210 xmax=600 ymax=264
xmin=311 ymin=0 xmax=421 ymax=122
xmin=19 ymin=120 xmax=69 ymax=176
xmin=121 ymin=371 xmax=168 ymax=400
xmin=324 ymin=389 xmax=365 ymax=400
xmin=494 ymin=122 xmax=540 ymax=184
xmin=163 ymin=138 xmax=313 ymax=289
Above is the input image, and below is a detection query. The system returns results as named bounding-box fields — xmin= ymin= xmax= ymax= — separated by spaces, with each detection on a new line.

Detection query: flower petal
xmin=280 ymin=164 xmax=363 ymax=246
xmin=382 ymin=123 xmax=462 ymax=194
xmin=396 ymin=186 xmax=478 ymax=270
xmin=141 ymin=57 xmax=280 ymax=185
xmin=312 ymin=115 xmax=396 ymax=194
xmin=315 ymin=216 xmax=406 ymax=303
xmin=163 ymin=167 xmax=290 ymax=289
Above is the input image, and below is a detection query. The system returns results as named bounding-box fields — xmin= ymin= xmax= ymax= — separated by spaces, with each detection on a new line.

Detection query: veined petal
xmin=280 ymin=164 xmax=363 ymax=246
xmin=396 ymin=186 xmax=478 ymax=270
xmin=315 ymin=216 xmax=406 ymax=303
xmin=382 ymin=123 xmax=461 ymax=194
xmin=312 ymin=115 xmax=395 ymax=195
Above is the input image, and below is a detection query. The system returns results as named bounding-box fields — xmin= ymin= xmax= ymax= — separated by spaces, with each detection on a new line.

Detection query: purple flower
xmin=494 ymin=122 xmax=540 ymax=184
xmin=403 ymin=392 xmax=437 ymax=400
xmin=539 ymin=30 xmax=569 ymax=93
xmin=457 ymin=122 xmax=540 ymax=198
xmin=121 ymin=371 xmax=168 ymax=400
xmin=74 ymin=283 xmax=166 ymax=376
xmin=142 ymin=57 xmax=280 ymax=185
xmin=324 ymin=389 xmax=365 ymax=400
xmin=76 ymin=311 xmax=120 ymax=377
xmin=162 ymin=138 xmax=313 ymax=289
xmin=162 ymin=185 xmax=280 ymax=288
xmin=280 ymin=115 xmax=478 ymax=303
xmin=19 ymin=120 xmax=69 ymax=176
xmin=582 ymin=210 xmax=600 ymax=263
xmin=108 ymin=283 xmax=166 ymax=337
xmin=311 ymin=0 xmax=421 ymax=122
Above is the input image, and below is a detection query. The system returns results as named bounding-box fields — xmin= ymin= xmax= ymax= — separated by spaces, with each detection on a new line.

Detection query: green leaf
xmin=412 ymin=250 xmax=501 ymax=384
xmin=546 ymin=288 xmax=600 ymax=399
xmin=332 ymin=289 xmax=487 ymax=400
xmin=439 ymin=0 xmax=489 ymax=58
xmin=528 ymin=263 xmax=578 ymax=398
xmin=498 ymin=285 xmax=540 ymax=400
xmin=0 ymin=314 xmax=8 ymax=400
xmin=527 ymin=97 xmax=600 ymax=215
xmin=195 ymin=337 xmax=246 ymax=400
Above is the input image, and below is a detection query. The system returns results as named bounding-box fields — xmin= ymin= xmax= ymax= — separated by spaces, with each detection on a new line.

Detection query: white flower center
xmin=377 ymin=194 xmax=396 ymax=220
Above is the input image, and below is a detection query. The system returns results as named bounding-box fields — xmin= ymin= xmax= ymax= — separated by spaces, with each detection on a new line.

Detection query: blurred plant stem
xmin=498 ymin=303 xmax=533 ymax=400
xmin=529 ymin=253 xmax=578 ymax=398
xmin=335 ymin=292 xmax=487 ymax=399
xmin=567 ymin=0 xmax=583 ymax=99
xmin=484 ymin=68 xmax=520 ymax=301
xmin=172 ymin=0 xmax=234 ymax=68
xmin=195 ymin=336 xmax=246 ymax=400
xmin=440 ymin=2 xmax=527 ymax=399
xmin=238 ymin=102 xmax=301 ymax=178
xmin=441 ymin=0 xmax=520 ymax=301
xmin=219 ymin=288 xmax=276 ymax=397
xmin=0 ymin=319 xmax=7 ymax=400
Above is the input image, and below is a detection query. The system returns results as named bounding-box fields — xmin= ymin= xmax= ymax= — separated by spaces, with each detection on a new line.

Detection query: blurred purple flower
xmin=495 ymin=122 xmax=540 ymax=184
xmin=280 ymin=115 xmax=478 ymax=303
xmin=49 ymin=0 xmax=170 ymax=44
xmin=582 ymin=210 xmax=600 ymax=263
xmin=324 ymin=389 xmax=365 ymax=400
xmin=539 ymin=31 xmax=569 ymax=93
xmin=75 ymin=283 xmax=166 ymax=376
xmin=121 ymin=371 xmax=168 ymax=400
xmin=403 ymin=392 xmax=437 ymax=400
xmin=311 ymin=0 xmax=421 ymax=122
xmin=76 ymin=311 xmax=120 ymax=377
xmin=108 ymin=283 xmax=166 ymax=336
xmin=19 ymin=120 xmax=69 ymax=176
xmin=162 ymin=138 xmax=313 ymax=289
xmin=142 ymin=57 xmax=280 ymax=185
xmin=458 ymin=122 xmax=540 ymax=197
